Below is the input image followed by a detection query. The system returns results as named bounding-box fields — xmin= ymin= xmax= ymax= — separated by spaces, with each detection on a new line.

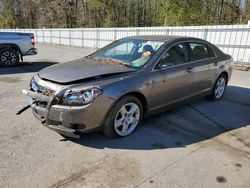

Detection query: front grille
xmin=37 ymin=101 xmax=47 ymax=108
xmin=37 ymin=85 xmax=55 ymax=97
xmin=30 ymin=78 xmax=55 ymax=98
xmin=30 ymin=77 xmax=56 ymax=110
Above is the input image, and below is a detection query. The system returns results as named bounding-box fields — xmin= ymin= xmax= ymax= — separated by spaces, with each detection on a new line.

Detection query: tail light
xmin=31 ymin=36 xmax=35 ymax=46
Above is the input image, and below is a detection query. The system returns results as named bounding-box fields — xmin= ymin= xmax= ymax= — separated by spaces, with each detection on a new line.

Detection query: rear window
xmin=189 ymin=43 xmax=215 ymax=61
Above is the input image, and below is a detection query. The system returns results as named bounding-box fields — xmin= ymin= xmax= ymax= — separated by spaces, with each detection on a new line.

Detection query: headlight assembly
xmin=62 ymin=87 xmax=103 ymax=106
xmin=30 ymin=77 xmax=38 ymax=92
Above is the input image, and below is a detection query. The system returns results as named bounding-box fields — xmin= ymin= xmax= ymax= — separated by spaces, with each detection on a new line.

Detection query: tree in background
xmin=0 ymin=0 xmax=247 ymax=28
xmin=0 ymin=0 xmax=18 ymax=28
xmin=244 ymin=0 xmax=250 ymax=22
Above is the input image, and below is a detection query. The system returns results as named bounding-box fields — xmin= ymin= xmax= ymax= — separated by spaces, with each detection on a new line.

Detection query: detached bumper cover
xmin=23 ymin=89 xmax=114 ymax=138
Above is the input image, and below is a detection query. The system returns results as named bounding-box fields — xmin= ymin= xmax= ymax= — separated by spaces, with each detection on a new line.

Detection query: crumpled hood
xmin=38 ymin=58 xmax=135 ymax=84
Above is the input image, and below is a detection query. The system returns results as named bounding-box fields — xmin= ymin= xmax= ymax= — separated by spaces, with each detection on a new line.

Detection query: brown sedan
xmin=22 ymin=36 xmax=233 ymax=138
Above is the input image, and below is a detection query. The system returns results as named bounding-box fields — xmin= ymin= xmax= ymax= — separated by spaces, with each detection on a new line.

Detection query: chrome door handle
xmin=186 ymin=67 xmax=193 ymax=73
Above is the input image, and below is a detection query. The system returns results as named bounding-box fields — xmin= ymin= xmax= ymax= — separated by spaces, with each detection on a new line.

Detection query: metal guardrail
xmin=1 ymin=25 xmax=250 ymax=64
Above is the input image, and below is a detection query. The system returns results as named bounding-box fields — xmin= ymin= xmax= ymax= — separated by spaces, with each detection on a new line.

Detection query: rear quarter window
xmin=189 ymin=43 xmax=215 ymax=61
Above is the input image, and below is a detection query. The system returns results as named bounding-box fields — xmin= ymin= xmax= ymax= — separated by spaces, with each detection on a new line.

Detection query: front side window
xmin=189 ymin=43 xmax=215 ymax=61
xmin=156 ymin=43 xmax=189 ymax=69
xmin=88 ymin=39 xmax=164 ymax=68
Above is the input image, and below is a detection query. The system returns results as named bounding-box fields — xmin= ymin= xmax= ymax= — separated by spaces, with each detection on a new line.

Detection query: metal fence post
xmin=69 ymin=29 xmax=72 ymax=47
xmin=203 ymin=28 xmax=208 ymax=40
xmin=43 ymin=28 xmax=45 ymax=43
xmin=34 ymin=30 xmax=37 ymax=42
xmin=136 ymin=28 xmax=140 ymax=36
xmin=236 ymin=26 xmax=244 ymax=63
xmin=242 ymin=27 xmax=250 ymax=63
xmin=59 ymin=29 xmax=61 ymax=45
xmin=50 ymin=30 xmax=52 ymax=44
xmin=96 ymin=28 xmax=99 ymax=48
xmin=232 ymin=25 xmax=239 ymax=62
xmin=114 ymin=29 xmax=117 ymax=41
xmin=82 ymin=29 xmax=84 ymax=48
xmin=165 ymin=28 xmax=169 ymax=36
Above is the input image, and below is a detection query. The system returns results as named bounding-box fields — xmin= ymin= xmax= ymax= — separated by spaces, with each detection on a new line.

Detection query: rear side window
xmin=156 ymin=43 xmax=189 ymax=69
xmin=189 ymin=43 xmax=215 ymax=61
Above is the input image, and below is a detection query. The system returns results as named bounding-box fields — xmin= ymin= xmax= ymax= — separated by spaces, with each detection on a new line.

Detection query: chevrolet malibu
xmin=22 ymin=36 xmax=233 ymax=138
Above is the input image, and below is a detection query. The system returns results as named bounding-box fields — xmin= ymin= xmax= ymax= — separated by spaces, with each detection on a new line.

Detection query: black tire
xmin=103 ymin=95 xmax=143 ymax=138
xmin=208 ymin=74 xmax=227 ymax=101
xmin=0 ymin=48 xmax=20 ymax=67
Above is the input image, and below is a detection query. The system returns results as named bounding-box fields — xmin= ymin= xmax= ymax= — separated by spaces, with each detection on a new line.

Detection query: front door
xmin=150 ymin=42 xmax=194 ymax=111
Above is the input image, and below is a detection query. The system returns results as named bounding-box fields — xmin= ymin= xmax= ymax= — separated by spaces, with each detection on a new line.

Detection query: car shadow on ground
xmin=61 ymin=85 xmax=250 ymax=150
xmin=0 ymin=61 xmax=58 ymax=75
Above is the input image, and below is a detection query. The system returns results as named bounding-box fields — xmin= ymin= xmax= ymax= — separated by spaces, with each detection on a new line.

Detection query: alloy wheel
xmin=1 ymin=51 xmax=17 ymax=65
xmin=114 ymin=102 xmax=140 ymax=136
xmin=215 ymin=77 xmax=226 ymax=99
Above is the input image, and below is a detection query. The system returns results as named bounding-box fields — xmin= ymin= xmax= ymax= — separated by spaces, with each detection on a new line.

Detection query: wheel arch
xmin=102 ymin=90 xmax=148 ymax=138
xmin=116 ymin=91 xmax=148 ymax=115
xmin=219 ymin=71 xmax=229 ymax=84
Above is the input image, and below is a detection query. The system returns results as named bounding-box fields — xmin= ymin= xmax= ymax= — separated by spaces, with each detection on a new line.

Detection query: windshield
xmin=87 ymin=39 xmax=165 ymax=68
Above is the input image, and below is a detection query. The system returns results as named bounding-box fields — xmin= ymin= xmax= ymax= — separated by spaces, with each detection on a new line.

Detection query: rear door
xmin=150 ymin=42 xmax=195 ymax=110
xmin=187 ymin=42 xmax=217 ymax=95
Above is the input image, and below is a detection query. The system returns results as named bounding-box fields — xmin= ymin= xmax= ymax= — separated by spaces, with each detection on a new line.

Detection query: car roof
xmin=123 ymin=35 xmax=203 ymax=42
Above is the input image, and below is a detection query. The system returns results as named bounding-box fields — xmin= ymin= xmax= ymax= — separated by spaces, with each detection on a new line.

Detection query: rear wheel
xmin=103 ymin=96 xmax=143 ymax=138
xmin=0 ymin=48 xmax=20 ymax=67
xmin=208 ymin=74 xmax=227 ymax=101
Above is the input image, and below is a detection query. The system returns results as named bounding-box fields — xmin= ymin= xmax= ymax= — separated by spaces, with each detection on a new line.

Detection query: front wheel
xmin=208 ymin=74 xmax=227 ymax=101
xmin=103 ymin=96 xmax=143 ymax=138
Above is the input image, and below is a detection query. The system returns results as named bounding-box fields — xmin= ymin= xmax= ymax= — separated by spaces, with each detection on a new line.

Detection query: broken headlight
xmin=30 ymin=77 xmax=38 ymax=92
xmin=62 ymin=87 xmax=103 ymax=106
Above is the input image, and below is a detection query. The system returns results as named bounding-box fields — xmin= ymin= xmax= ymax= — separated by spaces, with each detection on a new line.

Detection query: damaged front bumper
xmin=21 ymin=80 xmax=114 ymax=138
xmin=21 ymin=89 xmax=80 ymax=137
